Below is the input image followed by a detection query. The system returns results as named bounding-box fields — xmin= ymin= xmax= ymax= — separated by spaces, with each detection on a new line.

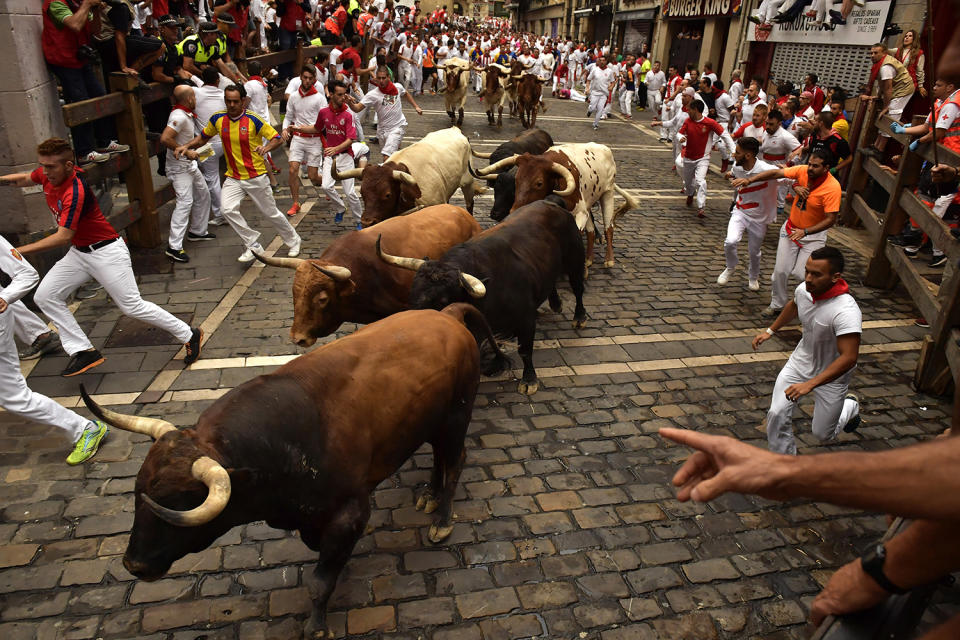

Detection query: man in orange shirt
xmin=731 ymin=150 xmax=841 ymax=316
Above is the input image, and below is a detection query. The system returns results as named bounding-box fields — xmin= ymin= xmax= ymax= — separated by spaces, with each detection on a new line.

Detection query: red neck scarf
xmin=172 ymin=104 xmax=198 ymax=119
xmin=380 ymin=81 xmax=399 ymax=96
xmin=299 ymin=84 xmax=318 ymax=97
xmin=329 ymin=102 xmax=348 ymax=115
xmin=812 ymin=278 xmax=850 ymax=302
xmin=868 ymin=54 xmax=892 ymax=90
xmin=249 ymin=75 xmax=262 ymax=82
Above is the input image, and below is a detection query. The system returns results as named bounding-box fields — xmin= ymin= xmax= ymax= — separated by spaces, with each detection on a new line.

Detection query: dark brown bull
xmin=481 ymin=63 xmax=510 ymax=126
xmin=505 ymin=59 xmax=530 ymax=116
xmin=79 ymin=304 xmax=508 ymax=639
xmin=255 ymin=205 xmax=481 ymax=346
xmin=515 ymin=73 xmax=546 ymax=128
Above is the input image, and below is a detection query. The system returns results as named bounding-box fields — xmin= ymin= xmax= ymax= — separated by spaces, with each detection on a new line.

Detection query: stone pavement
xmin=1 ymin=92 xmax=958 ymax=639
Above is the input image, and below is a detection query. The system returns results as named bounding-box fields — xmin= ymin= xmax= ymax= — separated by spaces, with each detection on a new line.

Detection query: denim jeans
xmin=278 ymin=28 xmax=297 ymax=81
xmin=48 ymin=63 xmax=117 ymax=157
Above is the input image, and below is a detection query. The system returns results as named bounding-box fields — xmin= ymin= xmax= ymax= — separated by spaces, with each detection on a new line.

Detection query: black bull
xmin=377 ymin=200 xmax=587 ymax=395
xmin=469 ymin=128 xmax=554 ymax=222
xmin=78 ymin=305 xmax=508 ymax=639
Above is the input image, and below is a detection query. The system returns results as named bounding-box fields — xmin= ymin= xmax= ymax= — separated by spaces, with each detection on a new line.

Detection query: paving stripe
xmin=35 ymin=338 xmax=921 ymax=409
xmin=419 ymin=109 xmax=635 ymax=124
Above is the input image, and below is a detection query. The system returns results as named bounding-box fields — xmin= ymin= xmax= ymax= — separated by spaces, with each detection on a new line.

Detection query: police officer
xmin=179 ymin=21 xmax=243 ymax=84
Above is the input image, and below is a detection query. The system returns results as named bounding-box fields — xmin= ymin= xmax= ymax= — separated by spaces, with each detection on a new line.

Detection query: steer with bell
xmin=80 ymin=304 xmax=508 ymax=639
xmin=255 ymin=204 xmax=481 ymax=346
xmin=377 ymin=199 xmax=587 ymax=395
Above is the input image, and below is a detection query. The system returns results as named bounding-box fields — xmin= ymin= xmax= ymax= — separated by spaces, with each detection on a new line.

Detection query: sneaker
xmin=287 ymin=242 xmax=301 ymax=258
xmin=748 ymin=279 xmax=760 ymax=291
xmin=930 ymin=254 xmax=947 ymax=268
xmin=97 ymin=140 xmax=130 ymax=154
xmin=592 ymin=124 xmax=599 ymax=130
xmin=238 ymin=248 xmax=256 ymax=263
xmin=272 ymin=184 xmax=282 ymax=194
xmin=369 ymin=136 xmax=379 ymax=144
xmin=81 ymin=150 xmax=110 ymax=164
xmin=903 ymin=244 xmax=922 ymax=257
xmin=187 ymin=231 xmax=216 ymax=241
xmin=805 ymin=10 xmax=817 ymax=17
xmin=65 ymin=421 xmax=109 ymax=465
xmin=184 ymin=327 xmax=203 ymax=366
xmin=356 ymin=222 xmax=363 ymax=231
xmin=334 ymin=211 xmax=345 ymax=223
xmin=717 ymin=268 xmax=733 ymax=285
xmin=914 ymin=317 xmax=930 ymax=328
xmin=686 ymin=195 xmax=693 ymax=208
xmin=287 ymin=202 xmax=301 ymax=217
xmin=697 ymin=208 xmax=705 ymax=219
xmin=73 ymin=283 xmax=100 ymax=300
xmin=18 ymin=332 xmax=60 ymax=361
xmin=748 ymin=13 xmax=762 ymax=24
xmin=776 ymin=206 xmax=784 ymax=216
xmin=209 ymin=217 xmax=229 ymax=227
xmin=62 ymin=349 xmax=104 ymax=377
xmin=760 ymin=306 xmax=782 ymax=318
xmin=773 ymin=12 xmax=790 ymax=22
xmin=889 ymin=231 xmax=921 ymax=246
xmin=165 ymin=247 xmax=189 ymax=263
xmin=841 ymin=394 xmax=862 ymax=433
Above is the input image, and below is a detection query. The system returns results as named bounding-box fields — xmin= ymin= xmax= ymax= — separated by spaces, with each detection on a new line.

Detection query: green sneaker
xmin=66 ymin=421 xmax=109 ymax=465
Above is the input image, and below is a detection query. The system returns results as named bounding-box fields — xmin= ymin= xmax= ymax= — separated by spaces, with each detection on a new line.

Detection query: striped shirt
xmin=201 ymin=110 xmax=279 ymax=180
xmin=31 ymin=167 xmax=118 ymax=246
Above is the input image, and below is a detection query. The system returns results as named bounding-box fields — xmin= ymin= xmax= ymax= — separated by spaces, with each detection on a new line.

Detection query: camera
xmin=77 ymin=44 xmax=101 ymax=63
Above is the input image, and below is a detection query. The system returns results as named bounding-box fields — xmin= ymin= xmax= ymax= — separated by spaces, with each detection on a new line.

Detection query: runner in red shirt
xmin=0 ymin=138 xmax=203 ymax=376
xmin=677 ymin=99 xmax=735 ymax=218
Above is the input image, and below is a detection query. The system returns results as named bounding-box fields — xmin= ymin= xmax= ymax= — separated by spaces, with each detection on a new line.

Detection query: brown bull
xmin=256 ymin=205 xmax=481 ymax=346
xmin=515 ymin=73 xmax=546 ymax=129
xmin=79 ymin=304 xmax=508 ymax=639
xmin=481 ymin=63 xmax=510 ymax=127
xmin=505 ymin=59 xmax=531 ymax=117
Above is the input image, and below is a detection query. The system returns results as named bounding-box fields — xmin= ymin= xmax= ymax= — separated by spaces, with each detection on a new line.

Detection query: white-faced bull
xmin=79 ymin=304 xmax=508 ymax=639
xmin=469 ymin=128 xmax=554 ymax=222
xmin=377 ymin=200 xmax=587 ymax=395
xmin=255 ymin=205 xmax=481 ymax=346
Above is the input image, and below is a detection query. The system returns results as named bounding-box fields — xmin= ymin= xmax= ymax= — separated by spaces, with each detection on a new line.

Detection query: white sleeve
xmin=879 ymin=65 xmax=896 ymax=81
xmin=0 ymin=236 xmax=40 ymax=306
xmin=834 ymin=302 xmax=863 ymax=337
xmin=935 ymin=103 xmax=960 ymax=129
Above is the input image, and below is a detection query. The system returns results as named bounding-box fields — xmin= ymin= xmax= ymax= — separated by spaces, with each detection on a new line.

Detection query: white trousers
xmin=589 ymin=93 xmax=606 ymax=126
xmin=34 ymin=241 xmax=193 ymax=355
xmin=756 ymin=0 xmax=787 ymax=21
xmin=199 ymin=140 xmax=224 ymax=219
xmin=724 ymin=210 xmax=768 ymax=280
xmin=168 ymin=165 xmax=212 ymax=250
xmin=619 ymin=89 xmax=634 ymax=117
xmin=412 ymin=66 xmax=423 ymax=93
xmin=12 ymin=301 xmax=50 ymax=345
xmin=321 ymin=154 xmax=363 ymax=221
xmin=0 ymin=306 xmax=89 ymax=443
xmin=379 ymin=124 xmax=406 ymax=158
xmin=220 ymin=174 xmax=300 ymax=250
xmin=766 ymin=360 xmax=858 ymax=455
xmin=770 ymin=223 xmax=827 ymax=308
xmin=681 ymin=156 xmax=711 ymax=208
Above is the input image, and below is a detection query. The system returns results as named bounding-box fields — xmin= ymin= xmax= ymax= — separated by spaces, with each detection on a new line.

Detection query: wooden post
xmin=109 ymin=73 xmax=161 ymax=248
xmin=295 ymin=41 xmax=305 ymax=76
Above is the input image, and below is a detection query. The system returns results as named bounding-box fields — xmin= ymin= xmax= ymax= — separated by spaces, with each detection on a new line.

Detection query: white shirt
xmin=715 ymin=92 xmax=735 ymax=122
xmin=789 ymin=282 xmax=861 ymax=381
xmin=879 ymin=64 xmax=897 ymax=81
xmin=760 ymin=127 xmax=801 ymax=164
xmin=731 ymin=159 xmax=781 ymax=222
xmin=244 ymin=78 xmax=270 ymax=120
xmin=284 ymin=76 xmax=302 ymax=97
xmin=359 ymin=84 xmax=407 ymax=130
xmin=0 ymin=235 xmax=39 ymax=306
xmin=645 ymin=69 xmax=666 ymax=92
xmin=587 ymin=65 xmax=617 ymax=96
xmin=165 ymin=108 xmax=201 ymax=173
xmin=536 ymin=53 xmax=554 ymax=79
xmin=704 ymin=72 xmax=717 ymax=85
xmin=195 ymin=84 xmax=227 ymax=130
xmin=740 ymin=96 xmax=763 ymax=125
xmin=729 ymin=80 xmax=744 ymax=102
xmin=286 ymin=85 xmax=328 ymax=127
xmin=329 ymin=48 xmax=343 ymax=72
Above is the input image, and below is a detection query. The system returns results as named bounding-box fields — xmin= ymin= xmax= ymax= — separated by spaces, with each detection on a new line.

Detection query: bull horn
xmin=80 ymin=384 xmax=176 ymax=440
xmin=471 ymin=147 xmax=493 ymax=159
xmin=477 ymin=154 xmax=518 ymax=175
xmin=391 ymin=170 xmax=418 ymax=186
xmin=331 ymin=162 xmax=364 ymax=181
xmin=142 ymin=456 xmax=231 ymax=527
xmin=458 ymin=272 xmax=486 ymax=298
xmin=311 ymin=263 xmax=352 ymax=281
xmin=510 ymin=75 xmax=523 ymax=80
xmin=375 ymin=234 xmax=426 ymax=271
xmin=253 ymin=250 xmax=304 ymax=270
xmin=551 ymin=162 xmax=577 ymax=197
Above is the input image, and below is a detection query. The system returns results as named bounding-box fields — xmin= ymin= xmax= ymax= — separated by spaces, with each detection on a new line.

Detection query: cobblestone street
xmin=1 ymin=92 xmax=956 ymax=639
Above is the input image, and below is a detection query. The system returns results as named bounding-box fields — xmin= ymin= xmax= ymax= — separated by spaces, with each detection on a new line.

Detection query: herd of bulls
xmin=81 ymin=126 xmax=637 ymax=639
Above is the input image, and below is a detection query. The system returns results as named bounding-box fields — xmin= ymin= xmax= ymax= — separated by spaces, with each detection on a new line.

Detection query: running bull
xmin=254 ymin=204 xmax=481 ymax=346
xmin=377 ymin=199 xmax=587 ymax=395
xmin=79 ymin=304 xmax=507 ymax=639
xmin=479 ymin=63 xmax=511 ymax=127
xmin=333 ymin=127 xmax=484 ymax=228
xmin=477 ymin=142 xmax=638 ymax=269
xmin=514 ymin=73 xmax=546 ymax=129
xmin=441 ymin=58 xmax=471 ymax=126
xmin=469 ymin=128 xmax=553 ymax=222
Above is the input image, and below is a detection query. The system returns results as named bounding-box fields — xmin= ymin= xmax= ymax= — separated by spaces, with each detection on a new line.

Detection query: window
xmin=770 ymin=42 xmax=872 ymax=94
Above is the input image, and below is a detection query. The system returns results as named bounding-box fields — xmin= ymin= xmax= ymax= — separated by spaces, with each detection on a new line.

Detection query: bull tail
xmin=467 ymin=156 xmax=484 ymax=180
xmin=442 ymin=303 xmax=511 ymax=377
xmin=612 ymin=184 xmax=639 ymax=225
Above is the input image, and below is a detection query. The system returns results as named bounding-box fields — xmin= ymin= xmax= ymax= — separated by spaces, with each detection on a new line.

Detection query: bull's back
xmin=369 ymin=205 xmax=481 ymax=256
xmin=391 ymin=128 xmax=471 ymax=204
xmin=550 ymin=143 xmax=617 ymax=188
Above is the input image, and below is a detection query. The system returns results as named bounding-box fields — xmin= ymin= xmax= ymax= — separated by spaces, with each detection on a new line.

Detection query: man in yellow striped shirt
xmin=176 ymin=84 xmax=301 ymax=263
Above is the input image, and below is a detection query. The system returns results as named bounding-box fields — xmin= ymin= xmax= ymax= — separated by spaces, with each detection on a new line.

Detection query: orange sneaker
xmin=286 ymin=202 xmax=300 ymax=217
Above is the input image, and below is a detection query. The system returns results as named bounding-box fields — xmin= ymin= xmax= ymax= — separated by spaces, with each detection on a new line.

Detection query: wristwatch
xmin=860 ymin=544 xmax=909 ymax=594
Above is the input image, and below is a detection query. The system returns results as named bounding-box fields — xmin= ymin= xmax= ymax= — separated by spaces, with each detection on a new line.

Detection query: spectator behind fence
xmin=41 ymin=0 xmax=128 ymax=164
xmin=93 ymin=0 xmax=164 ymax=77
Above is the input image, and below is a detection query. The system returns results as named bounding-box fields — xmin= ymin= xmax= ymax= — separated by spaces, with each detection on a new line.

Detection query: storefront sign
xmin=661 ymin=0 xmax=741 ymax=19
xmin=747 ymin=0 xmax=892 ymax=45
xmin=614 ymin=9 xmax=657 ymax=22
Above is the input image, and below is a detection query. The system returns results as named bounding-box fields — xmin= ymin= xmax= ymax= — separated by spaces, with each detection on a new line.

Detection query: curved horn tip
xmin=459 ymin=272 xmax=487 ymax=299
xmin=313 ymin=263 xmax=353 ymax=281
xmin=143 ymin=456 xmax=231 ymax=527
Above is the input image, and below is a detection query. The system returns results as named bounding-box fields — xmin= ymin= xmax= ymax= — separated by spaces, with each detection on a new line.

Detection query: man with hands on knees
xmin=659 ymin=423 xmax=960 ymax=638
xmin=751 ymin=246 xmax=862 ymax=455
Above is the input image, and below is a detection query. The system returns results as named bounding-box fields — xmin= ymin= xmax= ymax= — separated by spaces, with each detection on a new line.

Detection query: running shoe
xmin=914 ymin=317 xmax=930 ymax=328
xmin=697 ymin=208 xmax=705 ymax=219
xmin=287 ymin=241 xmax=301 ymax=257
xmin=81 ymin=150 xmax=110 ymax=164
xmin=184 ymin=327 xmax=203 ymax=366
xmin=334 ymin=211 xmax=345 ymax=223
xmin=760 ymin=306 xmax=782 ymax=318
xmin=686 ymin=195 xmax=693 ymax=208
xmin=165 ymin=247 xmax=189 ymax=263
xmin=287 ymin=202 xmax=301 ymax=217
xmin=238 ymin=248 xmax=256 ymax=263
xmin=930 ymin=254 xmax=947 ymax=268
xmin=62 ymin=349 xmax=104 ymax=377
xmin=717 ymin=268 xmax=733 ymax=285
xmin=356 ymin=223 xmax=363 ymax=231
xmin=209 ymin=217 xmax=229 ymax=227
xmin=66 ymin=421 xmax=109 ymax=465
xmin=187 ymin=231 xmax=217 ymax=241
xmin=842 ymin=394 xmax=862 ymax=433
xmin=97 ymin=140 xmax=130 ymax=154
xmin=747 ymin=13 xmax=762 ymax=24
xmin=748 ymin=279 xmax=760 ymax=291
xmin=18 ymin=332 xmax=60 ymax=361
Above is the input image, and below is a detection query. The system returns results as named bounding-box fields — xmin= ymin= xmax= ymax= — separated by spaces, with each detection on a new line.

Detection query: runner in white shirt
xmin=644 ymin=61 xmax=666 ymax=114
xmin=729 ymin=72 xmax=744 ymax=103
xmin=753 ymin=247 xmax=862 ymax=456
xmin=739 ymin=82 xmax=764 ymax=127
xmin=759 ymin=111 xmax=801 ymax=211
xmin=652 ymin=86 xmax=695 ymax=165
xmin=347 ymin=65 xmax=423 ymax=160
xmin=586 ymin=55 xmax=617 ymax=130
xmin=281 ymin=64 xmax=328 ymax=216
xmin=537 ymin=48 xmax=554 ymax=81
xmin=243 ymin=62 xmax=270 ymax=119
xmin=193 ymin=67 xmax=227 ymax=226
xmin=719 ymin=137 xmax=781 ymax=290
xmin=161 ymin=86 xmax=213 ymax=262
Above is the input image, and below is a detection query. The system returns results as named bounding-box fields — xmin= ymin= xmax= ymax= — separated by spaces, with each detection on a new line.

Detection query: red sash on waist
xmin=293 ymin=131 xmax=323 ymax=138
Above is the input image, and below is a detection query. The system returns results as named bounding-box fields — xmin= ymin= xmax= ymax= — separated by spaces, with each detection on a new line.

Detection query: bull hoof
xmin=423 ymin=499 xmax=440 ymax=514
xmin=428 ymin=523 xmax=454 ymax=543
xmin=415 ymin=491 xmax=432 ymax=512
xmin=585 ymin=256 xmax=594 ymax=268
xmin=573 ymin=318 xmax=587 ymax=329
xmin=549 ymin=301 xmax=563 ymax=313
xmin=517 ymin=380 xmax=539 ymax=395
xmin=604 ymin=259 xmax=615 ymax=268
xmin=303 ymin=618 xmax=334 ymax=639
